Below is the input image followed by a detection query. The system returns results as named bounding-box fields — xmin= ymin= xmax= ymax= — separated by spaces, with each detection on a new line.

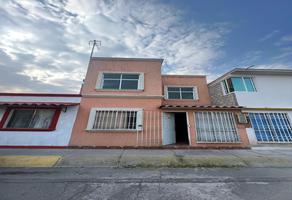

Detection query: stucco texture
xmin=162 ymin=75 xmax=211 ymax=106
xmin=69 ymin=98 xmax=162 ymax=147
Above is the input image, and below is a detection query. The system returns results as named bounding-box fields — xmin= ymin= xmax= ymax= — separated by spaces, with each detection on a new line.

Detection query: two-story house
xmin=70 ymin=57 xmax=250 ymax=148
xmin=208 ymin=68 xmax=292 ymax=145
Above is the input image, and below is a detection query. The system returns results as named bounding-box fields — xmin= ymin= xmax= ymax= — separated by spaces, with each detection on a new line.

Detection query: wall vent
xmin=235 ymin=113 xmax=249 ymax=124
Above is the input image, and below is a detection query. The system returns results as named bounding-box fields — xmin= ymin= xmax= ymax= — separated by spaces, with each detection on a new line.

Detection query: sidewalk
xmin=1 ymin=148 xmax=292 ymax=168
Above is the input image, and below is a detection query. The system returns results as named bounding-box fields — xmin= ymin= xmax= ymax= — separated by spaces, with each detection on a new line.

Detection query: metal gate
xmin=136 ymin=110 xmax=162 ymax=146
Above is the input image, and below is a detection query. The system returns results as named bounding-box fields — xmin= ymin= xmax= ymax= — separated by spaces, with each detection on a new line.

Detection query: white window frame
xmin=221 ymin=76 xmax=256 ymax=95
xmin=96 ymin=71 xmax=144 ymax=91
xmin=86 ymin=108 xmax=143 ymax=132
xmin=165 ymin=86 xmax=198 ymax=100
xmin=194 ymin=111 xmax=240 ymax=143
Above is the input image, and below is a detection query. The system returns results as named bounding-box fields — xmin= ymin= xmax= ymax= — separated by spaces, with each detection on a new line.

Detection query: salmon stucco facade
xmin=70 ymin=57 xmax=250 ymax=148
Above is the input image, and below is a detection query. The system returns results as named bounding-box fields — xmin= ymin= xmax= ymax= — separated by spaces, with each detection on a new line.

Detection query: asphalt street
xmin=1 ymin=167 xmax=292 ymax=200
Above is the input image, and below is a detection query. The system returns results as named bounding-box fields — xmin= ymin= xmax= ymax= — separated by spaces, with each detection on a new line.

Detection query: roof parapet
xmin=208 ymin=68 xmax=292 ymax=86
xmin=91 ymin=57 xmax=164 ymax=63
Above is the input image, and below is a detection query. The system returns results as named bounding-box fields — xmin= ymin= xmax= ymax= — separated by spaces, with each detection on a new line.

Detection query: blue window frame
xmin=243 ymin=77 xmax=255 ymax=92
xmin=249 ymin=113 xmax=292 ymax=143
xmin=231 ymin=77 xmax=246 ymax=91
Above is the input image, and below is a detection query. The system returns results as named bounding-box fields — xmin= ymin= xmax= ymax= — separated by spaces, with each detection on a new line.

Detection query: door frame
xmin=162 ymin=111 xmax=190 ymax=145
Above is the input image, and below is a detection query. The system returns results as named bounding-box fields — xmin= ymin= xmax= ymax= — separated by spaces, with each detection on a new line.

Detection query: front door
xmin=162 ymin=112 xmax=176 ymax=145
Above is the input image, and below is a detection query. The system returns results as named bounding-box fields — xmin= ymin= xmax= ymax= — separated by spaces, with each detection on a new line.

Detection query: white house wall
xmin=0 ymin=106 xmax=79 ymax=146
xmin=0 ymin=95 xmax=80 ymax=146
xmin=235 ymin=75 xmax=292 ymax=108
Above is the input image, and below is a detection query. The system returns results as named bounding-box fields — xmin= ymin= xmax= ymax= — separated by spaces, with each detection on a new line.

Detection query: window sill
xmin=223 ymin=91 xmax=257 ymax=96
xmin=85 ymin=129 xmax=141 ymax=133
xmin=164 ymin=98 xmax=199 ymax=101
xmin=95 ymin=89 xmax=144 ymax=92
xmin=0 ymin=128 xmax=56 ymax=132
xmin=196 ymin=141 xmax=242 ymax=144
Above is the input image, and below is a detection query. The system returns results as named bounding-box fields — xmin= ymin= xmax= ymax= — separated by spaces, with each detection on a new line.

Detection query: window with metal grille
xmin=194 ymin=112 xmax=240 ymax=143
xmin=249 ymin=113 xmax=292 ymax=143
xmin=87 ymin=108 xmax=143 ymax=131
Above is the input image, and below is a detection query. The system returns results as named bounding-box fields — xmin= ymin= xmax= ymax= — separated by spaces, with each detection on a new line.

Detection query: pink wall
xmin=81 ymin=58 xmax=163 ymax=97
xmin=70 ymin=58 xmax=163 ymax=147
xmin=162 ymin=75 xmax=211 ymax=106
xmin=70 ymin=98 xmax=162 ymax=147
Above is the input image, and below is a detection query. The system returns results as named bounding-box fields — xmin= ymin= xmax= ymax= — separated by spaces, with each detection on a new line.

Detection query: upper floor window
xmin=166 ymin=87 xmax=198 ymax=100
xmin=222 ymin=77 xmax=256 ymax=94
xmin=97 ymin=72 xmax=144 ymax=90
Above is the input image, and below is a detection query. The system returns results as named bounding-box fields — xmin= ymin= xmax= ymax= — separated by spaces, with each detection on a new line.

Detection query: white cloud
xmin=0 ymin=0 xmax=230 ymax=92
xmin=254 ymin=63 xmax=292 ymax=69
xmin=18 ymin=64 xmax=83 ymax=86
xmin=274 ymin=34 xmax=292 ymax=46
xmin=280 ymin=35 xmax=292 ymax=42
xmin=259 ymin=30 xmax=279 ymax=42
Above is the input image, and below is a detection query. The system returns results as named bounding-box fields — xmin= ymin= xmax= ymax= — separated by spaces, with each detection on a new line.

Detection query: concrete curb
xmin=57 ymin=156 xmax=120 ymax=167
xmin=56 ymin=155 xmax=292 ymax=168
xmin=2 ymin=149 xmax=292 ymax=168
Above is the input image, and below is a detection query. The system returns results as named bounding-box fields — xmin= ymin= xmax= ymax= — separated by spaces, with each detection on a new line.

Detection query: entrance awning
xmin=0 ymin=102 xmax=79 ymax=107
xmin=160 ymin=105 xmax=244 ymax=110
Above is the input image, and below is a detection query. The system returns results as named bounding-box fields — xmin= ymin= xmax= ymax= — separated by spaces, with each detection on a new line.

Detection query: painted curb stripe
xmin=0 ymin=156 xmax=61 ymax=168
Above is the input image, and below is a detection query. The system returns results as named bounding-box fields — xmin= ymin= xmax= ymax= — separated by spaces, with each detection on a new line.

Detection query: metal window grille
xmin=195 ymin=111 xmax=240 ymax=143
xmin=249 ymin=113 xmax=292 ymax=143
xmin=92 ymin=110 xmax=137 ymax=130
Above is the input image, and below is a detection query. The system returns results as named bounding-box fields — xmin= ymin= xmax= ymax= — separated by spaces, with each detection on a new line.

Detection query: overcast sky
xmin=0 ymin=0 xmax=292 ymax=93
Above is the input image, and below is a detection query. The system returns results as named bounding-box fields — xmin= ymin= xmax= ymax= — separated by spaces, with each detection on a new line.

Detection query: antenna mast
xmin=88 ymin=40 xmax=101 ymax=58
xmin=246 ymin=65 xmax=255 ymax=69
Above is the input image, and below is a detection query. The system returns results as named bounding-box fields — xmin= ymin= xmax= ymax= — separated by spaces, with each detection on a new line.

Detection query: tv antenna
xmin=246 ymin=65 xmax=255 ymax=69
xmin=88 ymin=40 xmax=101 ymax=58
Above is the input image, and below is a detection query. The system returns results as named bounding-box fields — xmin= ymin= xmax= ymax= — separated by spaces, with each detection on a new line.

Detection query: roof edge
xmin=91 ymin=57 xmax=164 ymax=63
xmin=208 ymin=68 xmax=292 ymax=86
xmin=160 ymin=104 xmax=244 ymax=110
xmin=162 ymin=74 xmax=206 ymax=78
xmin=0 ymin=93 xmax=81 ymax=97
xmin=208 ymin=68 xmax=237 ymax=86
